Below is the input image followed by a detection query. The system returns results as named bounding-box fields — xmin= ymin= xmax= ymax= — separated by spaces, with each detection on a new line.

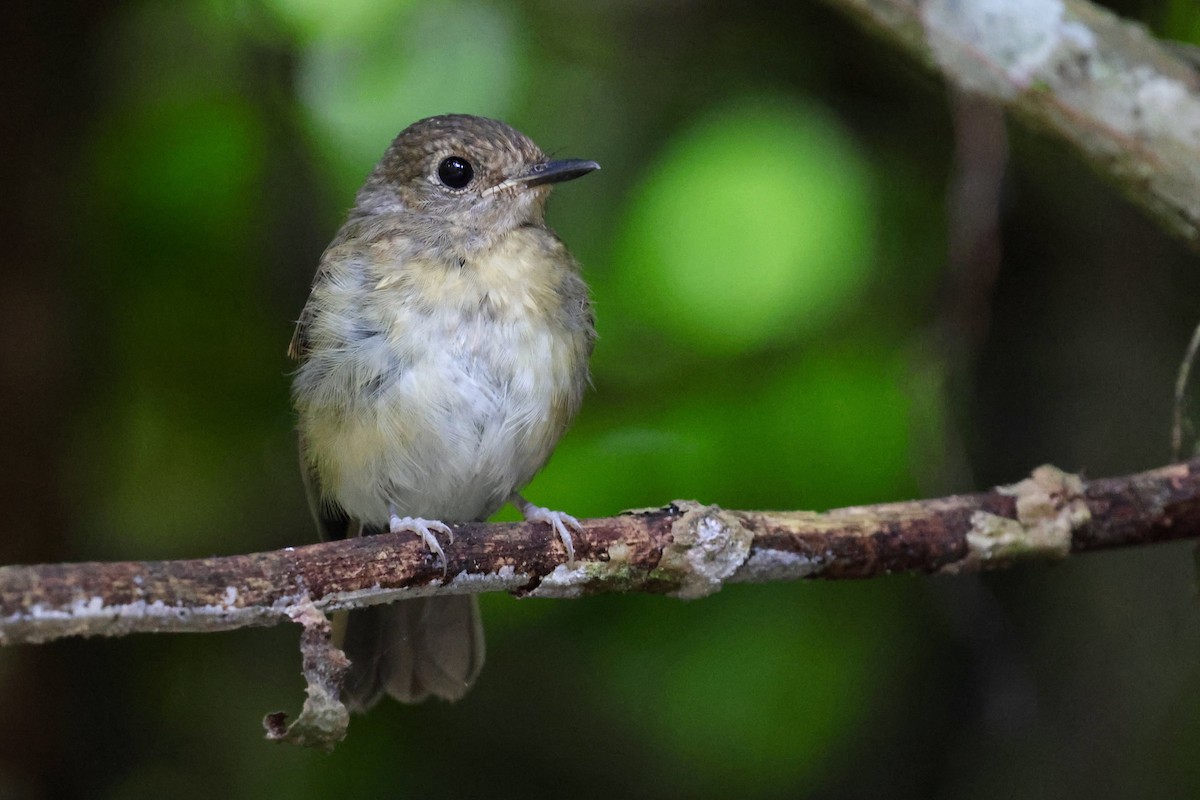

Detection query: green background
xmin=3 ymin=0 xmax=1200 ymax=797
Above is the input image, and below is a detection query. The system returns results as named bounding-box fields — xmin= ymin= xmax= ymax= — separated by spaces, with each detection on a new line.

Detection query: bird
xmin=288 ymin=114 xmax=598 ymax=710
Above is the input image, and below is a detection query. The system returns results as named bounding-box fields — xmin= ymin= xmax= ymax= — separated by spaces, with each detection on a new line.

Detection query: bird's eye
xmin=437 ymin=156 xmax=474 ymax=189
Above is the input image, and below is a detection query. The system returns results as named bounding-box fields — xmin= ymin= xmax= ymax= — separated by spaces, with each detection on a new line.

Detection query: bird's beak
xmin=485 ymin=159 xmax=600 ymax=196
xmin=514 ymin=159 xmax=601 ymax=188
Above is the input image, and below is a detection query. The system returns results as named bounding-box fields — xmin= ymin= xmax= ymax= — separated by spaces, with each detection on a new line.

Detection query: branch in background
xmin=918 ymin=91 xmax=1010 ymax=493
xmin=1173 ymin=320 xmax=1200 ymax=459
xmin=943 ymin=91 xmax=1008 ymax=361
xmin=821 ymin=0 xmax=1200 ymax=250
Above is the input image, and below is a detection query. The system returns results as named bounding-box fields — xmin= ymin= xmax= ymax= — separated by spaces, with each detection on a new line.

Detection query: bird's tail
xmin=333 ymin=595 xmax=485 ymax=710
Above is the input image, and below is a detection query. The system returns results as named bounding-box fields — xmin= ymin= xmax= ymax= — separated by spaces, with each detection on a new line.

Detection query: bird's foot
xmin=513 ymin=496 xmax=581 ymax=566
xmin=388 ymin=512 xmax=453 ymax=573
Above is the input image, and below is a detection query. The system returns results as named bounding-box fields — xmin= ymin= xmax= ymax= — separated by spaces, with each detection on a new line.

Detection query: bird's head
xmin=352 ymin=114 xmax=599 ymax=246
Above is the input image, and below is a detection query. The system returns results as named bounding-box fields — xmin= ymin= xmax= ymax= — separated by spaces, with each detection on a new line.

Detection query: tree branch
xmin=2 ymin=461 xmax=1198 ymax=647
xmin=4 ymin=460 xmax=1198 ymax=748
xmin=819 ymin=0 xmax=1200 ymax=250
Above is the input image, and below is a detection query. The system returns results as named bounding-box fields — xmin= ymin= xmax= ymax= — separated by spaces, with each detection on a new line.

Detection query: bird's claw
xmin=520 ymin=504 xmax=582 ymax=566
xmin=388 ymin=514 xmax=453 ymax=574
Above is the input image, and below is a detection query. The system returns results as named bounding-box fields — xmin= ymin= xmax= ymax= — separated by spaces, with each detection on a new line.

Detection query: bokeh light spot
xmin=294 ymin=0 xmax=522 ymax=198
xmin=616 ymin=98 xmax=875 ymax=354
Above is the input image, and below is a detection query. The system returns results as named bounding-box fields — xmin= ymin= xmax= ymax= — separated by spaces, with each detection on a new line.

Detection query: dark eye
xmin=437 ymin=156 xmax=474 ymax=189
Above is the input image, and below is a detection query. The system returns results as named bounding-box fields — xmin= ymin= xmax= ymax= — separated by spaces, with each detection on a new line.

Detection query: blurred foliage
xmin=1161 ymin=0 xmax=1200 ymax=42
xmin=3 ymin=0 xmax=1200 ymax=798
xmin=614 ymin=98 xmax=874 ymax=354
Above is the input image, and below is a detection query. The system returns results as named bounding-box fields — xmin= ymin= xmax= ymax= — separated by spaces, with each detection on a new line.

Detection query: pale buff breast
xmin=295 ymin=228 xmax=586 ymax=525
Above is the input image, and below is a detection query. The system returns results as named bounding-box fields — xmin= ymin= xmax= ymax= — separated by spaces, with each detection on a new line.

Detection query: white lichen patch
xmin=2 ymin=593 xmax=272 ymax=644
xmin=1082 ymin=65 xmax=1200 ymax=168
xmin=445 ymin=564 xmax=527 ymax=594
xmin=656 ymin=503 xmax=753 ymax=600
xmin=1126 ymin=72 xmax=1200 ymax=203
xmin=923 ymin=0 xmax=1071 ymax=97
xmin=529 ymin=562 xmax=591 ymax=599
xmin=0 ymin=564 xmax=539 ymax=644
xmin=1136 ymin=75 xmax=1200 ymax=140
xmin=963 ymin=511 xmax=1042 ymax=563
xmin=950 ymin=464 xmax=1087 ymax=572
xmin=1002 ymin=464 xmax=1091 ymax=536
xmin=607 ymin=541 xmax=631 ymax=564
xmin=317 ymin=565 xmax=530 ymax=611
xmin=729 ymin=548 xmax=828 ymax=584
xmin=265 ymin=596 xmax=349 ymax=751
xmin=921 ymin=0 xmax=1200 ymax=229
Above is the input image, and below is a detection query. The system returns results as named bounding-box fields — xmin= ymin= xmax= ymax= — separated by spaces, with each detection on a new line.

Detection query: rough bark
xmin=2 ymin=461 xmax=1197 ymax=647
xmin=4 ymin=459 xmax=1197 ymax=749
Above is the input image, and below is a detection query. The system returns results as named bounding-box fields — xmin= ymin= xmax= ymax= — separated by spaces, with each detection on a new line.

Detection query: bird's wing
xmin=298 ymin=433 xmax=358 ymax=542
xmin=288 ymin=216 xmax=425 ymax=362
xmin=287 ymin=254 xmax=336 ymax=362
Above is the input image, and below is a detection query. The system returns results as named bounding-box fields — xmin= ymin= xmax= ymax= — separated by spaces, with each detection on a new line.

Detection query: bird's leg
xmin=511 ymin=494 xmax=581 ymax=565
xmin=388 ymin=507 xmax=453 ymax=573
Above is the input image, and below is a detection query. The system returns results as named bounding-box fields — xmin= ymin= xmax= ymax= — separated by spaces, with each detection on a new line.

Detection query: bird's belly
xmin=300 ymin=311 xmax=570 ymax=525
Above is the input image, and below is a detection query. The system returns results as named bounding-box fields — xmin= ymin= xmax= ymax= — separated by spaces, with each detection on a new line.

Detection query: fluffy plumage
xmin=290 ymin=115 xmax=596 ymax=709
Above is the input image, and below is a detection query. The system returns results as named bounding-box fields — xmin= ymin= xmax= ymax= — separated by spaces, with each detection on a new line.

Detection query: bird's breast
xmin=294 ymin=231 xmax=588 ymax=524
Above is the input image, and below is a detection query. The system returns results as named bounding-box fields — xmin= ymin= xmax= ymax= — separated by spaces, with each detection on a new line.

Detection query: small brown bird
xmin=289 ymin=115 xmax=598 ymax=709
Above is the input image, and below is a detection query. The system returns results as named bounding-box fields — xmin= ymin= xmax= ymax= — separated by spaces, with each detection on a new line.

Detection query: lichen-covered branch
xmin=5 ymin=460 xmax=1198 ymax=750
xmin=2 ymin=460 xmax=1198 ymax=647
xmin=262 ymin=599 xmax=349 ymax=751
xmin=820 ymin=0 xmax=1200 ymax=249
